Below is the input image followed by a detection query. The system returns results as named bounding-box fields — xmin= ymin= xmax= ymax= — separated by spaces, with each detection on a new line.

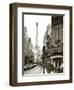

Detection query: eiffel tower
xmin=34 ymin=22 xmax=40 ymax=63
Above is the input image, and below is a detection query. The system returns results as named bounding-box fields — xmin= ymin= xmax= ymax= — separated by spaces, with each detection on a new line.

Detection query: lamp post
xmin=42 ymin=46 xmax=46 ymax=74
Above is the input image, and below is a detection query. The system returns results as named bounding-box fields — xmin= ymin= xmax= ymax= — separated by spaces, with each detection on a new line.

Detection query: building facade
xmin=43 ymin=16 xmax=63 ymax=73
xmin=24 ymin=27 xmax=34 ymax=65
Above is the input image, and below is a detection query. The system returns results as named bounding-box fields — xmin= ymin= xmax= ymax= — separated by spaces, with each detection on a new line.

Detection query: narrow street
xmin=24 ymin=64 xmax=48 ymax=74
xmin=24 ymin=65 xmax=43 ymax=74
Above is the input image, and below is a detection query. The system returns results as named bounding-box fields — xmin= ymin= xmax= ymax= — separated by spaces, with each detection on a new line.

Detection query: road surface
xmin=24 ymin=65 xmax=48 ymax=74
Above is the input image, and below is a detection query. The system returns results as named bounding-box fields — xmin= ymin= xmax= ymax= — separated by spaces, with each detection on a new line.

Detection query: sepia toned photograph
xmin=23 ymin=14 xmax=63 ymax=75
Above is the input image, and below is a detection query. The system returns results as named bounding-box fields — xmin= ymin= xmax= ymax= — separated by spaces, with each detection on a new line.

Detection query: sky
xmin=24 ymin=15 xmax=51 ymax=51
